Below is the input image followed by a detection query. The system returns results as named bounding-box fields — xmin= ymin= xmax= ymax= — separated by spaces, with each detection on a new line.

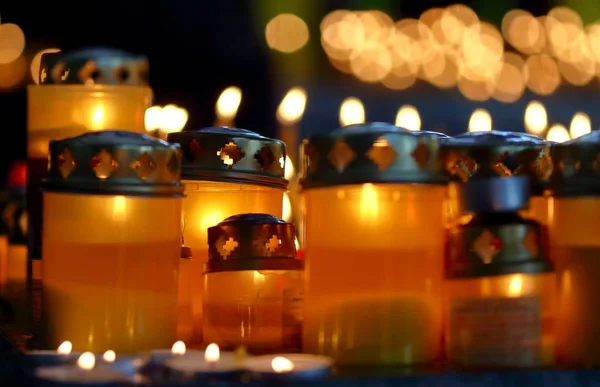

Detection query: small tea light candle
xmin=98 ymin=349 xmax=146 ymax=376
xmin=147 ymin=340 xmax=200 ymax=366
xmin=166 ymin=343 xmax=244 ymax=378
xmin=245 ymin=354 xmax=333 ymax=381
xmin=24 ymin=341 xmax=81 ymax=368
xmin=35 ymin=351 xmax=130 ymax=386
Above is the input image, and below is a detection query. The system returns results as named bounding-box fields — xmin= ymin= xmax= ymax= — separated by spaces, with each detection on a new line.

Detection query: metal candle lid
xmin=446 ymin=218 xmax=552 ymax=279
xmin=44 ymin=131 xmax=183 ymax=197
xmin=167 ymin=127 xmax=287 ymax=189
xmin=441 ymin=131 xmax=551 ymax=195
xmin=549 ymin=131 xmax=600 ymax=196
xmin=206 ymin=213 xmax=302 ymax=273
xmin=460 ymin=176 xmax=530 ymax=213
xmin=299 ymin=122 xmax=448 ymax=189
xmin=39 ymin=47 xmax=149 ymax=85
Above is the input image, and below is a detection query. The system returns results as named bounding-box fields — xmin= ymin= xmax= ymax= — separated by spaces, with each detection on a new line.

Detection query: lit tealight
xmin=546 ymin=124 xmax=571 ymax=143
xmin=171 ymin=341 xmax=186 ymax=355
xmin=102 ymin=350 xmax=116 ymax=363
xmin=205 ymin=343 xmax=220 ymax=363
xmin=77 ymin=352 xmax=96 ymax=371
xmin=57 ymin=341 xmax=72 ymax=355
xmin=271 ymin=356 xmax=295 ymax=373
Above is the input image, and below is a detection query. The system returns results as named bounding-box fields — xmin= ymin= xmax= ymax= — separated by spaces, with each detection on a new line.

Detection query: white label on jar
xmin=449 ymin=296 xmax=542 ymax=367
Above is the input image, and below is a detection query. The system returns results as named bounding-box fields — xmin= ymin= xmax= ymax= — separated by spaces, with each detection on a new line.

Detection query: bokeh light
xmin=546 ymin=124 xmax=571 ymax=143
xmin=266 ymin=14 xmax=310 ymax=53
xmin=0 ymin=23 xmax=25 ymax=64
xmin=468 ymin=108 xmax=492 ymax=132
xmin=524 ymin=101 xmax=548 ymax=135
xmin=569 ymin=112 xmax=592 ymax=139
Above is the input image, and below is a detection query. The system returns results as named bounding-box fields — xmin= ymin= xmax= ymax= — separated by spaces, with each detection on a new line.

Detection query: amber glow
xmin=0 ymin=23 xmax=25 ymax=64
xmin=546 ymin=124 xmax=570 ymax=143
xmin=266 ymin=14 xmax=309 ymax=53
xmin=272 ymin=356 xmax=295 ymax=373
xmin=171 ymin=340 xmax=186 ymax=355
xmin=359 ymin=183 xmax=379 ymax=222
xmin=524 ymin=101 xmax=548 ymax=135
xmin=282 ymin=192 xmax=293 ymax=222
xmin=569 ymin=112 xmax=591 ymax=139
xmin=205 ymin=343 xmax=220 ymax=363
xmin=284 ymin=155 xmax=295 ymax=180
xmin=77 ymin=352 xmax=96 ymax=370
xmin=395 ymin=105 xmax=421 ymax=131
xmin=507 ymin=274 xmax=523 ymax=297
xmin=277 ymin=87 xmax=307 ymax=125
xmin=102 ymin=350 xmax=116 ymax=363
xmin=112 ymin=196 xmax=127 ymax=221
xmin=339 ymin=97 xmax=365 ymax=127
xmin=468 ymin=109 xmax=492 ymax=132
xmin=216 ymin=86 xmax=242 ymax=123
xmin=90 ymin=105 xmax=105 ymax=130
xmin=57 ymin=341 xmax=73 ymax=355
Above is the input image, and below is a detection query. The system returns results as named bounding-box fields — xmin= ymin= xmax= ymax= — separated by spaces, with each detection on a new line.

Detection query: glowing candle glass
xmin=203 ymin=214 xmax=303 ymax=353
xmin=300 ymin=123 xmax=447 ymax=365
xmin=168 ymin=127 xmax=287 ymax=344
xmin=548 ymin=131 xmax=600 ymax=367
xmin=441 ymin=131 xmax=552 ymax=228
xmin=41 ymin=131 xmax=183 ymax=353
xmin=445 ymin=177 xmax=555 ymax=367
xmin=27 ymin=48 xmax=151 ymax=347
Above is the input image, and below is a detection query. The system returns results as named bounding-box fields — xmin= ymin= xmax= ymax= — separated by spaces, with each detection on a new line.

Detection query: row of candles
xmin=4 ymin=46 xmax=600 ymax=385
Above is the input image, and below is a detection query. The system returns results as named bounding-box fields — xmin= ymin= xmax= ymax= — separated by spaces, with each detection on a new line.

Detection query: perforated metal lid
xmin=299 ymin=122 xmax=448 ymax=189
xmin=550 ymin=131 xmax=600 ymax=196
xmin=44 ymin=131 xmax=183 ymax=197
xmin=40 ymin=47 xmax=148 ymax=86
xmin=206 ymin=213 xmax=302 ymax=273
xmin=167 ymin=127 xmax=287 ymax=189
xmin=460 ymin=176 xmax=530 ymax=213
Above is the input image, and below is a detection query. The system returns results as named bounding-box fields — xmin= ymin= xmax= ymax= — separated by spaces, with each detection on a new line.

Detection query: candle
xmin=245 ymin=354 xmax=332 ymax=381
xmin=203 ymin=214 xmax=303 ymax=352
xmin=214 ymin=86 xmax=242 ymax=127
xmin=300 ymin=123 xmax=448 ymax=365
xmin=167 ymin=127 xmax=287 ymax=344
xmin=42 ymin=131 xmax=183 ymax=352
xmin=24 ymin=341 xmax=81 ymax=368
xmin=147 ymin=341 xmax=201 ymax=366
xmin=445 ymin=177 xmax=555 ymax=367
xmin=35 ymin=352 xmax=131 ymax=386
xmin=276 ymin=87 xmax=307 ymax=165
xmin=166 ymin=343 xmax=244 ymax=379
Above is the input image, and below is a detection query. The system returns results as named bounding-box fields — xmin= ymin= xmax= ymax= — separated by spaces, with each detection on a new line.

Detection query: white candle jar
xmin=167 ymin=128 xmax=288 ymax=344
xmin=203 ymin=214 xmax=303 ymax=353
xmin=42 ymin=131 xmax=183 ymax=353
xmin=300 ymin=122 xmax=448 ymax=366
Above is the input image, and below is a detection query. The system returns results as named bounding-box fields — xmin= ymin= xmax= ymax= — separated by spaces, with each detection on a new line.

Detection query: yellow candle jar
xmin=203 ymin=214 xmax=303 ymax=353
xmin=441 ymin=131 xmax=552 ymax=228
xmin=167 ymin=127 xmax=287 ymax=345
xmin=42 ymin=131 xmax=183 ymax=353
xmin=445 ymin=177 xmax=555 ymax=367
xmin=548 ymin=131 xmax=600 ymax=367
xmin=300 ymin=122 xmax=448 ymax=366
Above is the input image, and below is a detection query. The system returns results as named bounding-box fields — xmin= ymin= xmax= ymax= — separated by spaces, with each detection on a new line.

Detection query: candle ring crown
xmin=549 ymin=131 xmax=600 ymax=196
xmin=167 ymin=127 xmax=287 ymax=189
xmin=44 ymin=131 xmax=183 ymax=197
xmin=299 ymin=122 xmax=449 ymax=189
xmin=39 ymin=47 xmax=149 ymax=86
xmin=441 ymin=131 xmax=551 ymax=195
xmin=206 ymin=213 xmax=302 ymax=273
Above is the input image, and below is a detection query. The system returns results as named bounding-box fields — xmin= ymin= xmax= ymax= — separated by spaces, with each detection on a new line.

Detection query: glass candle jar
xmin=42 ymin=131 xmax=183 ymax=353
xmin=27 ymin=49 xmax=151 ymax=347
xmin=441 ymin=131 xmax=552 ymax=228
xmin=176 ymin=246 xmax=193 ymax=341
xmin=445 ymin=177 xmax=555 ymax=367
xmin=548 ymin=131 xmax=600 ymax=367
xmin=203 ymin=214 xmax=303 ymax=353
xmin=168 ymin=127 xmax=287 ymax=344
xmin=300 ymin=122 xmax=448 ymax=366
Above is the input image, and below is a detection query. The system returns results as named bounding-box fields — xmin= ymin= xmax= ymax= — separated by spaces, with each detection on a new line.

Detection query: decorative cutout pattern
xmin=411 ymin=142 xmax=430 ymax=167
xmin=493 ymin=152 xmax=514 ymax=176
xmin=216 ymin=236 xmax=239 ymax=259
xmin=188 ymin=139 xmax=203 ymax=162
xmin=265 ymin=234 xmax=281 ymax=254
xmin=255 ymin=144 xmax=275 ymax=172
xmin=472 ymin=229 xmax=503 ymax=264
xmin=57 ymin=148 xmax=76 ymax=178
xmin=532 ymin=151 xmax=552 ymax=179
xmin=91 ymin=149 xmax=118 ymax=180
xmin=130 ymin=152 xmax=157 ymax=180
xmin=217 ymin=141 xmax=245 ymax=168
xmin=167 ymin=151 xmax=181 ymax=178
xmin=367 ymin=137 xmax=397 ymax=171
xmin=328 ymin=140 xmax=356 ymax=172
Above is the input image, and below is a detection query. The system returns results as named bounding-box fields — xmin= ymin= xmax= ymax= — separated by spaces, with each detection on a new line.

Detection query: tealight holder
xmin=548 ymin=131 xmax=600 ymax=367
xmin=41 ymin=131 xmax=183 ymax=353
xmin=204 ymin=214 xmax=303 ymax=353
xmin=445 ymin=176 xmax=555 ymax=367
xmin=165 ymin=343 xmax=245 ymax=382
xmin=24 ymin=341 xmax=81 ymax=369
xmin=168 ymin=127 xmax=287 ymax=343
xmin=27 ymin=48 xmax=151 ymax=347
xmin=441 ymin=131 xmax=552 ymax=227
xmin=300 ymin=122 xmax=448 ymax=365
xmin=245 ymin=354 xmax=333 ymax=381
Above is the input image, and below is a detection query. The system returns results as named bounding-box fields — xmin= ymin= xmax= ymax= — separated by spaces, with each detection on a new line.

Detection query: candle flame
xmin=271 ymin=356 xmax=295 ymax=373
xmin=569 ymin=112 xmax=591 ymax=139
xmin=144 ymin=105 xmax=163 ymax=132
xmin=205 ymin=343 xmax=220 ymax=363
xmin=284 ymin=155 xmax=295 ymax=180
xmin=171 ymin=341 xmax=186 ymax=355
xmin=102 ymin=350 xmax=116 ymax=363
xmin=546 ymin=124 xmax=570 ymax=143
xmin=524 ymin=101 xmax=547 ymax=135
xmin=77 ymin=352 xmax=96 ymax=370
xmin=468 ymin=108 xmax=492 ymax=132
xmin=339 ymin=97 xmax=365 ymax=127
xmin=507 ymin=274 xmax=523 ymax=297
xmin=294 ymin=237 xmax=300 ymax=250
xmin=216 ymin=86 xmax=242 ymax=122
xmin=277 ymin=87 xmax=307 ymax=125
xmin=282 ymin=192 xmax=293 ymax=222
xmin=395 ymin=105 xmax=421 ymax=131
xmin=57 ymin=341 xmax=72 ymax=355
